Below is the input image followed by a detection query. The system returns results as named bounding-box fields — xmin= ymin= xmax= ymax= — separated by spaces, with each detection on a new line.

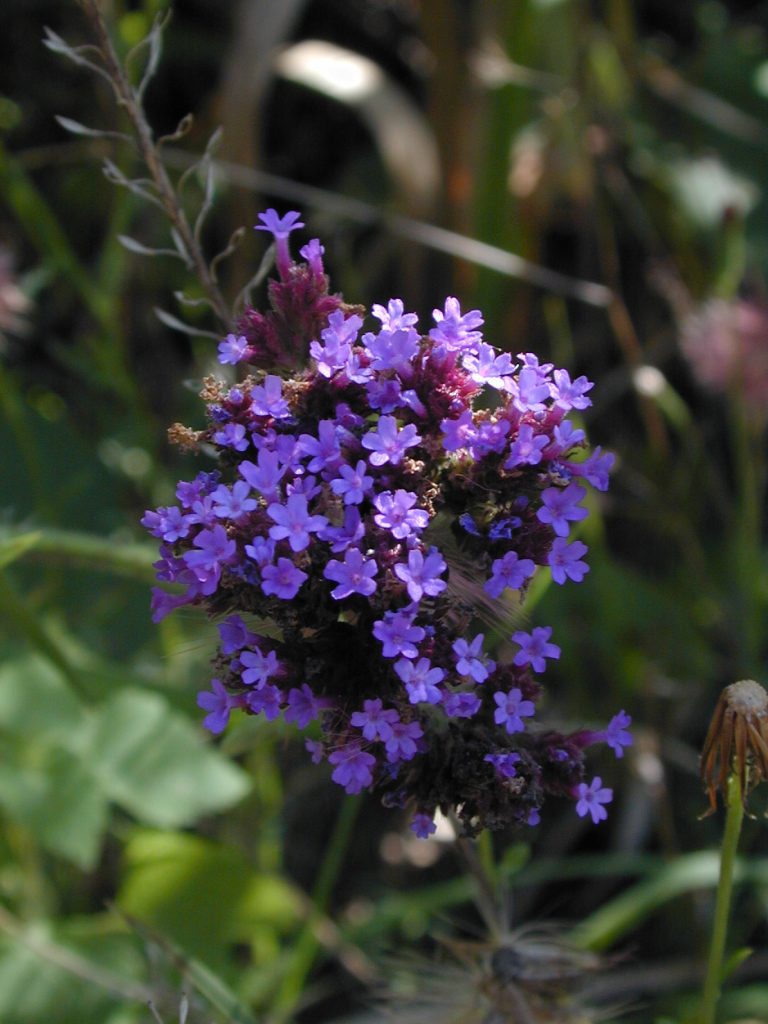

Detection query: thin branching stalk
xmin=77 ymin=0 xmax=232 ymax=328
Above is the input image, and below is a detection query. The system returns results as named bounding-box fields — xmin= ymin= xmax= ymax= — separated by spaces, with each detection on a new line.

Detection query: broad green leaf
xmin=0 ymin=740 xmax=108 ymax=869
xmin=87 ymin=688 xmax=251 ymax=826
xmin=118 ymin=830 xmax=300 ymax=969
xmin=0 ymin=656 xmax=87 ymax=749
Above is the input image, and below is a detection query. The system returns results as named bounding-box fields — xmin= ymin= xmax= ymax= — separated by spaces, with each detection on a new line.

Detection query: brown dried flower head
xmin=701 ymin=679 xmax=768 ymax=814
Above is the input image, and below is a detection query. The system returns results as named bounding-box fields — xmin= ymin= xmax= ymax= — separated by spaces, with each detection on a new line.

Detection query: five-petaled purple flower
xmin=548 ymin=538 xmax=589 ymax=584
xmin=493 ymin=688 xmax=536 ymax=733
xmin=325 ymin=547 xmax=378 ymax=599
xmin=362 ymin=415 xmax=421 ymax=466
xmin=603 ymin=710 xmax=633 ymax=758
xmin=394 ymin=548 xmax=447 ymax=602
xmin=511 ymin=627 xmax=561 ymax=673
xmin=575 ymin=776 xmax=613 ymax=824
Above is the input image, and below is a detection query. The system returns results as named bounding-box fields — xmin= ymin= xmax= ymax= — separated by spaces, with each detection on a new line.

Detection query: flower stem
xmin=269 ymin=795 xmax=361 ymax=1024
xmin=699 ymin=771 xmax=744 ymax=1024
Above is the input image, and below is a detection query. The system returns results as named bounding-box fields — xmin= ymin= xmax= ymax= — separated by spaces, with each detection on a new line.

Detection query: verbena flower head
xmin=144 ymin=211 xmax=626 ymax=836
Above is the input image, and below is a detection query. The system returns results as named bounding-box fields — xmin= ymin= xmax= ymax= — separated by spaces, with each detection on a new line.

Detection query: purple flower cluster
xmin=144 ymin=209 xmax=630 ymax=835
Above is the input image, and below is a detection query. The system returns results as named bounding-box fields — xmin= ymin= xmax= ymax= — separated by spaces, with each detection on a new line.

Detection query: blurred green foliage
xmin=1 ymin=0 xmax=768 ymax=1021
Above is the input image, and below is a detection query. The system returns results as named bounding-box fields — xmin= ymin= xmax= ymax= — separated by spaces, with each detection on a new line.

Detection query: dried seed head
xmin=701 ymin=679 xmax=768 ymax=815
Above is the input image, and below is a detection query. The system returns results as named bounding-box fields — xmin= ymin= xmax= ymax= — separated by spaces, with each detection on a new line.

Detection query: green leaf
xmin=118 ymin=830 xmax=300 ymax=969
xmin=0 ymin=916 xmax=147 ymax=1024
xmin=722 ymin=945 xmax=753 ymax=981
xmin=0 ymin=741 xmax=109 ymax=869
xmin=0 ymin=532 xmax=41 ymax=570
xmin=0 ymin=656 xmax=88 ymax=749
xmin=87 ymin=688 xmax=251 ymax=827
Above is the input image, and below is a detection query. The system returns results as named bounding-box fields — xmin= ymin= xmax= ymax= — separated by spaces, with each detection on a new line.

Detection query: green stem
xmin=269 ymin=795 xmax=361 ymax=1023
xmin=699 ymin=772 xmax=744 ymax=1024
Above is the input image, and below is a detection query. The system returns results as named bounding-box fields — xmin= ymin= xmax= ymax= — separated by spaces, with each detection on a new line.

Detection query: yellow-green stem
xmin=699 ymin=772 xmax=744 ymax=1024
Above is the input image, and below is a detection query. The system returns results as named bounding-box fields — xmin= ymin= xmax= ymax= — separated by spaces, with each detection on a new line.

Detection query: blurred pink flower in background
xmin=680 ymin=297 xmax=768 ymax=417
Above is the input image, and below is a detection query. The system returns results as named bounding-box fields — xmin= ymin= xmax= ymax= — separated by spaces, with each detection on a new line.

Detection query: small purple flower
xmin=306 ymin=738 xmax=324 ymax=764
xmin=505 ymin=423 xmax=549 ymax=469
xmin=298 ymin=420 xmax=343 ymax=475
xmin=284 ymin=683 xmax=325 ymax=728
xmin=510 ymin=366 xmax=552 ymax=413
xmin=183 ymin=525 xmax=237 ymax=574
xmin=318 ymin=506 xmax=365 ymax=553
xmin=365 ymin=327 xmax=420 ymax=374
xmin=310 ymin=333 xmax=351 ymax=378
xmin=550 ymin=420 xmax=586 ymax=455
xmin=158 ymin=506 xmax=193 ymax=543
xmin=537 ymin=483 xmax=588 ymax=537
xmin=484 ymin=551 xmax=536 ymax=598
xmin=217 ymin=333 xmax=250 ymax=365
xmin=214 ymin=422 xmax=249 ymax=451
xmin=575 ymin=776 xmax=613 ymax=824
xmin=211 ymin=481 xmax=259 ymax=521
xmin=440 ymin=410 xmax=478 ymax=453
xmin=255 ymin=209 xmax=304 ymax=278
xmin=261 ymin=557 xmax=308 ymax=599
xmin=453 ymin=634 xmax=495 ymax=683
xmin=350 ymin=698 xmax=400 ymax=741
xmin=568 ymin=447 xmax=615 ymax=492
xmin=551 ymin=369 xmax=593 ymax=410
xmin=410 ymin=812 xmax=436 ymax=839
xmin=372 ymin=298 xmax=419 ymax=332
xmin=240 ymin=646 xmax=281 ymax=688
xmin=268 ymin=493 xmax=328 ymax=552
xmin=511 ymin=626 xmax=561 ymax=673
xmin=393 ymin=547 xmax=447 ymax=602
xmin=385 ymin=720 xmax=423 ymax=762
xmin=176 ymin=471 xmax=219 ymax=509
xmin=324 ymin=547 xmax=378 ymax=599
xmin=186 ymin=495 xmax=217 ymax=528
xmin=373 ymin=607 xmax=425 ymax=658
xmin=329 ymin=744 xmax=376 ymax=794
xmin=442 ymin=691 xmax=481 ymax=718
xmin=250 ymin=375 xmax=290 ymax=419
xmin=255 ymin=208 xmax=304 ymax=239
xmin=429 ymin=297 xmax=483 ymax=353
xmin=365 ymin=377 xmax=403 ymax=413
xmin=362 ymin=415 xmax=421 ymax=466
xmin=350 ymin=698 xmax=399 ymax=741
xmin=470 ymin=418 xmax=511 ymax=458
xmin=603 ymin=710 xmax=633 ymax=758
xmin=244 ymin=534 xmax=276 ymax=566
xmin=311 ymin=311 xmax=363 ymax=377
xmin=484 ymin=752 xmax=521 ymax=778
xmin=373 ymin=490 xmax=429 ymax=539
xmin=462 ymin=343 xmax=516 ymax=389
xmin=395 ymin=657 xmax=445 ymax=704
xmin=300 ymin=237 xmax=325 ymax=276
xmin=330 ymin=460 xmax=374 ymax=505
xmin=197 ymin=678 xmax=234 ymax=734
xmin=548 ymin=538 xmax=589 ymax=584
xmin=218 ymin=614 xmax=250 ymax=654
xmin=493 ymin=688 xmax=536 ymax=733
xmin=244 ymin=683 xmax=283 ymax=720
xmin=239 ymin=449 xmax=287 ymax=499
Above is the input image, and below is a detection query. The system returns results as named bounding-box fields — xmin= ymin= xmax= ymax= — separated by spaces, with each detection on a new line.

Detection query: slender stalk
xmin=454 ymin=831 xmax=502 ymax=940
xmin=699 ymin=771 xmax=744 ymax=1024
xmin=268 ymin=795 xmax=361 ymax=1023
xmin=78 ymin=0 xmax=232 ymax=328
